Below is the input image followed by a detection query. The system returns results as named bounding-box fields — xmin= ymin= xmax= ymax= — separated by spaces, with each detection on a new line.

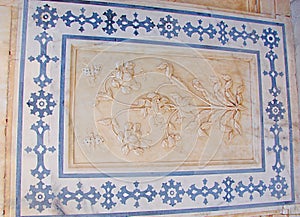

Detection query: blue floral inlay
xmin=102 ymin=9 xmax=118 ymax=35
xmin=216 ymin=21 xmax=229 ymax=45
xmin=269 ymin=175 xmax=288 ymax=199
xmin=183 ymin=20 xmax=216 ymax=41
xmin=187 ymin=179 xmax=222 ymax=205
xmin=61 ymin=8 xmax=102 ymax=32
xmin=157 ymin=15 xmax=181 ymax=39
xmin=261 ymin=27 xmax=280 ymax=49
xmin=25 ymin=181 xmax=55 ymax=213
xmin=222 ymin=177 xmax=235 ymax=203
xmin=58 ymin=182 xmax=101 ymax=210
xmin=117 ymin=181 xmax=157 ymax=208
xmin=229 ymin=24 xmax=259 ymax=46
xmin=266 ymin=99 xmax=286 ymax=122
xmin=117 ymin=12 xmax=155 ymax=36
xmin=159 ymin=179 xmax=185 ymax=207
xmin=235 ymin=176 xmax=267 ymax=201
xmin=101 ymin=181 xmax=117 ymax=210
xmin=27 ymin=90 xmax=56 ymax=118
xmin=32 ymin=4 xmax=59 ymax=30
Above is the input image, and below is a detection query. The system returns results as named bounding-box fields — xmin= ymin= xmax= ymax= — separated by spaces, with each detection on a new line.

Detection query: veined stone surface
xmin=6 ymin=0 xmax=299 ymax=216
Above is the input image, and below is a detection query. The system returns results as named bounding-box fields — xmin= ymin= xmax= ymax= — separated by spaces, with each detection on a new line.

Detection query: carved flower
xmin=111 ymin=61 xmax=140 ymax=94
xmin=149 ymin=93 xmax=173 ymax=114
xmin=119 ymin=122 xmax=148 ymax=155
xmin=135 ymin=92 xmax=174 ymax=117
xmin=161 ymin=133 xmax=181 ymax=148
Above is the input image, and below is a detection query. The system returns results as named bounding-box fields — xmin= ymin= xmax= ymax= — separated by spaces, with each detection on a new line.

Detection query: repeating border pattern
xmin=18 ymin=0 xmax=294 ymax=216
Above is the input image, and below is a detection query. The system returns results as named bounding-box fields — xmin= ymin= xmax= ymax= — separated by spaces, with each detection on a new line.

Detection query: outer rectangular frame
xmin=15 ymin=0 xmax=296 ymax=216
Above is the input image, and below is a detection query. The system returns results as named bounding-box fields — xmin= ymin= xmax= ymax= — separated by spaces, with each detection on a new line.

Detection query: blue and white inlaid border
xmin=16 ymin=0 xmax=295 ymax=216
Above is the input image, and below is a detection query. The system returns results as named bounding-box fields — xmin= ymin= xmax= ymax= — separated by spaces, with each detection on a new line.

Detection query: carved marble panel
xmin=67 ymin=41 xmax=261 ymax=175
xmin=10 ymin=0 xmax=299 ymax=216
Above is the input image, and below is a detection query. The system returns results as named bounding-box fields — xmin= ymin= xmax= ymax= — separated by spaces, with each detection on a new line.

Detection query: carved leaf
xmin=174 ymin=134 xmax=181 ymax=141
xmin=220 ymin=124 xmax=232 ymax=133
xmin=224 ymin=89 xmax=236 ymax=105
xmin=184 ymin=120 xmax=198 ymax=130
xmin=236 ymin=84 xmax=244 ymax=94
xmin=161 ymin=139 xmax=168 ymax=148
xmin=131 ymin=80 xmax=141 ymax=91
xmin=166 ymin=64 xmax=173 ymax=79
xmin=168 ymin=122 xmax=176 ymax=131
xmin=197 ymin=121 xmax=211 ymax=137
xmin=97 ymin=88 xmax=113 ymax=101
xmin=121 ymin=145 xmax=130 ymax=155
xmin=111 ymin=78 xmax=120 ymax=88
xmin=139 ymin=141 xmax=149 ymax=148
xmin=225 ymin=80 xmax=233 ymax=90
xmin=196 ymin=110 xmax=212 ymax=123
xmin=127 ymin=135 xmax=139 ymax=144
xmin=220 ymin=110 xmax=232 ymax=126
xmin=192 ymin=79 xmax=203 ymax=91
xmin=209 ymin=76 xmax=219 ymax=84
xmin=147 ymin=92 xmax=157 ymax=98
xmin=201 ymin=121 xmax=212 ymax=130
xmin=234 ymin=121 xmax=242 ymax=135
xmin=227 ymin=130 xmax=234 ymax=141
xmin=117 ymin=131 xmax=124 ymax=142
xmin=236 ymin=94 xmax=243 ymax=105
xmin=198 ymin=128 xmax=207 ymax=137
xmin=123 ymin=72 xmax=132 ymax=82
xmin=141 ymin=108 xmax=148 ymax=117
xmin=133 ymin=147 xmax=144 ymax=156
xmin=153 ymin=114 xmax=164 ymax=125
xmin=233 ymin=110 xmax=241 ymax=121
xmin=220 ymin=110 xmax=234 ymax=134
xmin=121 ymin=86 xmax=131 ymax=94
xmin=97 ymin=118 xmax=112 ymax=126
xmin=222 ymin=74 xmax=231 ymax=81
xmin=173 ymin=112 xmax=182 ymax=124
xmin=167 ymin=136 xmax=176 ymax=148
xmin=236 ymin=85 xmax=244 ymax=104
xmin=133 ymin=98 xmax=146 ymax=107
xmin=152 ymin=101 xmax=159 ymax=113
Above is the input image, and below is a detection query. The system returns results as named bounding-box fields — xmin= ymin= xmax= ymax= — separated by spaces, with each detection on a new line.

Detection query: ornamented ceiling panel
xmin=13 ymin=0 xmax=298 ymax=216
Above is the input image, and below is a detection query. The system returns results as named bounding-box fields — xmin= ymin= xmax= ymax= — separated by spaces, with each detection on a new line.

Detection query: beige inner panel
xmin=65 ymin=41 xmax=261 ymax=174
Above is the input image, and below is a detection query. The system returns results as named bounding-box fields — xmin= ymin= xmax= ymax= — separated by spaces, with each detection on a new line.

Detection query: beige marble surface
xmin=0 ymin=5 xmax=11 ymax=215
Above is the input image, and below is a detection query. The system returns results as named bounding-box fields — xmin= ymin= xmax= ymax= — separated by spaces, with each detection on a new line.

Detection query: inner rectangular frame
xmin=59 ymin=35 xmax=265 ymax=178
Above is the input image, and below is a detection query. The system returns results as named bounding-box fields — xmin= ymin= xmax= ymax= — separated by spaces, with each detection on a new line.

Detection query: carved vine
xmin=97 ymin=60 xmax=245 ymax=156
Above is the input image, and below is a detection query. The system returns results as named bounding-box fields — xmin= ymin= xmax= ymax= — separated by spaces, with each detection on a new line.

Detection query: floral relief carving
xmin=189 ymin=74 xmax=245 ymax=142
xmin=96 ymin=58 xmax=245 ymax=156
xmin=83 ymin=132 xmax=105 ymax=149
xmin=118 ymin=122 xmax=148 ymax=156
xmin=82 ymin=65 xmax=101 ymax=86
